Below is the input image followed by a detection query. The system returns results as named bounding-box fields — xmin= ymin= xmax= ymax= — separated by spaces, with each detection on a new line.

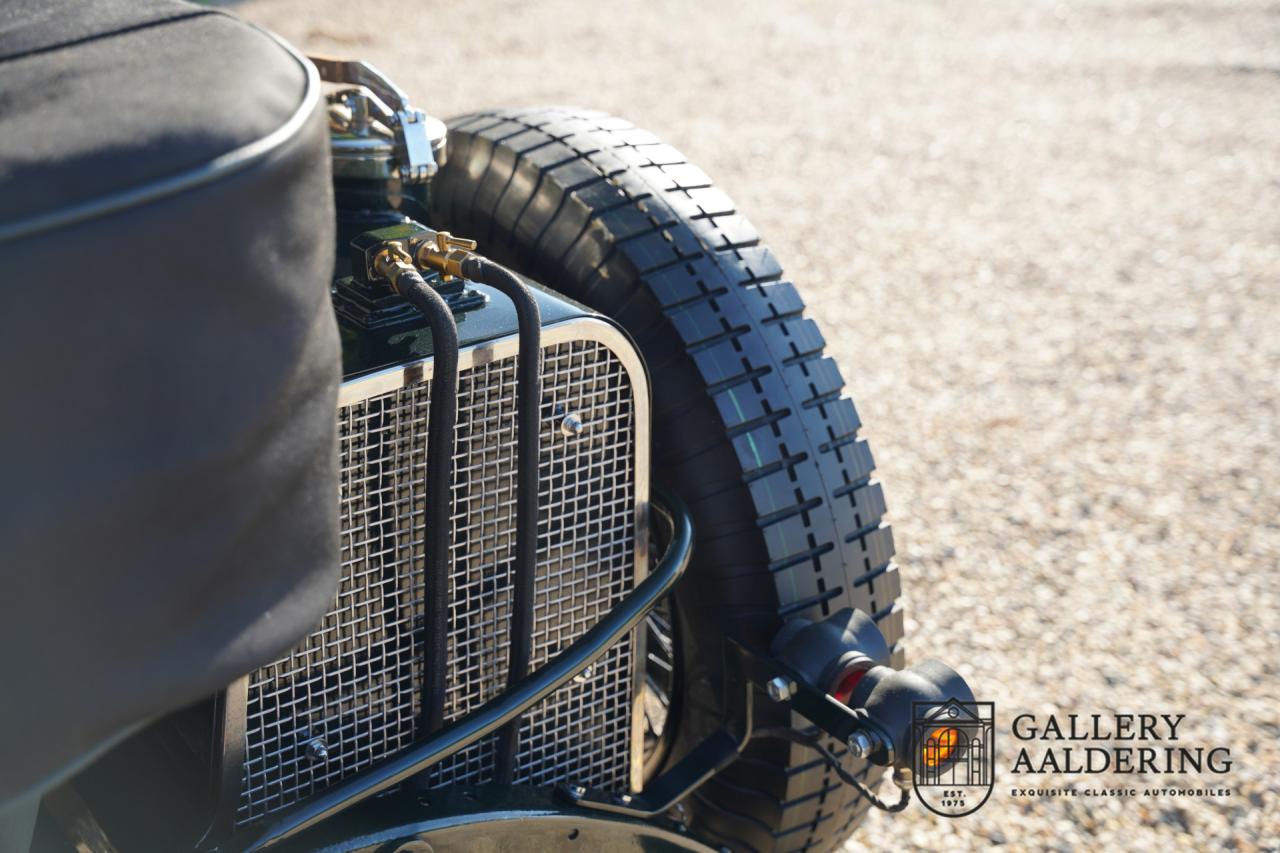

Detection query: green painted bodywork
xmin=337 ymin=277 xmax=595 ymax=381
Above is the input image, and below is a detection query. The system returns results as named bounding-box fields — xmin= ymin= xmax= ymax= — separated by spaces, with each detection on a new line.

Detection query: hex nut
xmin=766 ymin=676 xmax=795 ymax=702
xmin=846 ymin=730 xmax=876 ymax=759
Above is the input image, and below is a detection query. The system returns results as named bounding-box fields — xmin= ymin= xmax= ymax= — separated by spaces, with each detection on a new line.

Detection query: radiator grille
xmin=236 ymin=332 xmax=641 ymax=825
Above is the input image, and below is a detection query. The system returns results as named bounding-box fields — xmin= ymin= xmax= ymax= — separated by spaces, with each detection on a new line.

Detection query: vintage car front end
xmin=7 ymin=14 xmax=980 ymax=852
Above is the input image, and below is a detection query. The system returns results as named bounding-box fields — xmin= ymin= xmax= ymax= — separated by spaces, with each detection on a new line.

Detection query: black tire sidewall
xmin=431 ymin=109 xmax=901 ymax=852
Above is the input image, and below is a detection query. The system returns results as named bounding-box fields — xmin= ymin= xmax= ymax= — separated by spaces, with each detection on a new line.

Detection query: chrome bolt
xmin=766 ymin=676 xmax=795 ymax=702
xmin=566 ymin=784 xmax=586 ymax=800
xmin=573 ymin=664 xmax=594 ymax=684
xmin=306 ymin=737 xmax=329 ymax=763
xmin=846 ymin=730 xmax=878 ymax=760
xmin=892 ymin=767 xmax=914 ymax=791
xmin=560 ymin=413 xmax=585 ymax=437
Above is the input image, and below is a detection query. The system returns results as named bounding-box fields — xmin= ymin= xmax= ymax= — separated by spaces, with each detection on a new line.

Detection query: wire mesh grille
xmin=237 ymin=337 xmax=638 ymax=824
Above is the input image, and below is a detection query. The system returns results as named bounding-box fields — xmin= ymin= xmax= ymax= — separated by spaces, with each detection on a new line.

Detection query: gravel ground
xmin=239 ymin=1 xmax=1279 ymax=849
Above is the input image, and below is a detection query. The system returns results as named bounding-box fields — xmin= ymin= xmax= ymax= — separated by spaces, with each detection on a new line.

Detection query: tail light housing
xmin=770 ymin=608 xmax=974 ymax=769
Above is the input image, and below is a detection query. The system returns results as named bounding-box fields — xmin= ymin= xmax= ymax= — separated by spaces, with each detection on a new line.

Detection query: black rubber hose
xmin=460 ymin=255 xmax=543 ymax=784
xmin=391 ymin=267 xmax=459 ymax=735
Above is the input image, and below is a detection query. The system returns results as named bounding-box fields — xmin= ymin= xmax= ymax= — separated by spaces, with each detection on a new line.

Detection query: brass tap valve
xmin=410 ymin=230 xmax=478 ymax=281
xmin=351 ymin=224 xmax=481 ymax=290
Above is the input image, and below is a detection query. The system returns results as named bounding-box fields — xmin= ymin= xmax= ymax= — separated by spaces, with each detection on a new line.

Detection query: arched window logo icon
xmin=912 ymin=699 xmax=995 ymax=817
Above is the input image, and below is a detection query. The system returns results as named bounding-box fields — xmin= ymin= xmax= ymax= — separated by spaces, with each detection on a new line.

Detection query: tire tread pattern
xmin=432 ymin=108 xmax=902 ymax=853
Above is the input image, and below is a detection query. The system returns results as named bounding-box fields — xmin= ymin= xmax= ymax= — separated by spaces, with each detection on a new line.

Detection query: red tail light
xmin=831 ymin=666 xmax=867 ymax=704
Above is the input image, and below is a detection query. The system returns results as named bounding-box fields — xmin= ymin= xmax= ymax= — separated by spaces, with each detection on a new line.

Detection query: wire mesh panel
xmin=236 ymin=333 xmax=640 ymax=825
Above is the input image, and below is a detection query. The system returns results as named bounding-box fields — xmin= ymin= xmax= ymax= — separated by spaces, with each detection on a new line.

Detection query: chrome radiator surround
xmin=220 ymin=317 xmax=650 ymax=828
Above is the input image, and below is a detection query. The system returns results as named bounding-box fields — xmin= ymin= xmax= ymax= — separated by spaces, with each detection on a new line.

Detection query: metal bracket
xmin=393 ymin=109 xmax=437 ymax=183
xmin=332 ymin=274 xmax=487 ymax=331
xmin=309 ymin=56 xmax=414 ymax=113
xmin=334 ymin=223 xmax=488 ymax=330
xmin=561 ymin=639 xmax=884 ymax=819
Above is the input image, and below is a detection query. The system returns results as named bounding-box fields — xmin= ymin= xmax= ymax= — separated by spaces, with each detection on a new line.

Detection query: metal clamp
xmin=311 ymin=55 xmax=444 ymax=183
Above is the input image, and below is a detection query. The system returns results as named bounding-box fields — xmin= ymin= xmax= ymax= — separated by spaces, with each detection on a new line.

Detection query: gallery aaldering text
xmin=1010 ymin=714 xmax=1232 ymax=774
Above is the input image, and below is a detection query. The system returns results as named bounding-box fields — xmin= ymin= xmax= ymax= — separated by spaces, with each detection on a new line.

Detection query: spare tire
xmin=431 ymin=107 xmax=904 ymax=852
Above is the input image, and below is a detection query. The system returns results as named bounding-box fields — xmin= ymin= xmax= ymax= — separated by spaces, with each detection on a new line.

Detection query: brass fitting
xmin=410 ymin=229 xmax=478 ymax=281
xmin=372 ymin=243 xmax=417 ymax=292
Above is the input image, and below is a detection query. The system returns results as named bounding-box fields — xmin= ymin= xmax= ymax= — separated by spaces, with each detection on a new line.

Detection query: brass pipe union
xmin=411 ymin=229 xmax=478 ymax=281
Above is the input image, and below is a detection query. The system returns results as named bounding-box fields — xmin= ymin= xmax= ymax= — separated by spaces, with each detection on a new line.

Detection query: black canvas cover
xmin=0 ymin=0 xmax=341 ymax=804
